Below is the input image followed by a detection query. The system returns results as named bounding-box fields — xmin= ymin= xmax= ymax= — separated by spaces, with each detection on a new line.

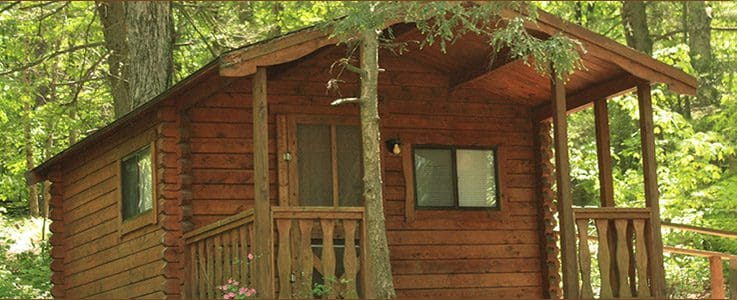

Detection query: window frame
xmin=412 ymin=144 xmax=503 ymax=210
xmin=117 ymin=141 xmax=158 ymax=236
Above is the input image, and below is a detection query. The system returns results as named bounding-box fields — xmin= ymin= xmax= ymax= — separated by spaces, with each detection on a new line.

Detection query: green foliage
xmin=328 ymin=2 xmax=584 ymax=78
xmin=0 ymin=212 xmax=51 ymax=298
xmin=543 ymin=1 xmax=737 ymax=297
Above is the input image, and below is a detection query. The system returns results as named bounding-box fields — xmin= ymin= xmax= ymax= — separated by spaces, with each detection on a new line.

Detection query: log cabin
xmin=26 ymin=9 xmax=697 ymax=299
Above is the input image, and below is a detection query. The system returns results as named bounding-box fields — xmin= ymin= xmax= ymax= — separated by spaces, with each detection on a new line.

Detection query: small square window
xmin=413 ymin=147 xmax=499 ymax=209
xmin=121 ymin=145 xmax=153 ymax=220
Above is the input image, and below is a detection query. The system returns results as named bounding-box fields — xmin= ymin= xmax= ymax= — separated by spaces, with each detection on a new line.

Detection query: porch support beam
xmin=253 ymin=66 xmax=274 ymax=298
xmin=637 ymin=82 xmax=666 ymax=297
xmin=533 ymin=74 xmax=641 ymax=122
xmin=594 ymin=99 xmax=615 ymax=207
xmin=550 ymin=72 xmax=579 ymax=299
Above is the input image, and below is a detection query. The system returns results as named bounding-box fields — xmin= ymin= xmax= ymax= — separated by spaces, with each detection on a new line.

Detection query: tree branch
xmin=0 ymin=1 xmax=20 ymax=14
xmin=0 ymin=42 xmax=104 ymax=76
xmin=334 ymin=57 xmax=367 ymax=75
xmin=176 ymin=4 xmax=218 ymax=57
xmin=331 ymin=97 xmax=361 ymax=106
xmin=712 ymin=26 xmax=737 ymax=32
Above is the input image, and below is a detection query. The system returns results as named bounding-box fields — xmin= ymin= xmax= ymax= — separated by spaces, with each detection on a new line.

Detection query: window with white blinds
xmin=413 ymin=147 xmax=499 ymax=209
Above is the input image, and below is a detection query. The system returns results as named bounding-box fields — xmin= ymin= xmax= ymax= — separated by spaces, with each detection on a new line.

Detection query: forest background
xmin=0 ymin=1 xmax=735 ymax=298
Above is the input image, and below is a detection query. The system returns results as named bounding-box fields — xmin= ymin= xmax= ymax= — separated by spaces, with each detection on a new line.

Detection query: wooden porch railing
xmin=272 ymin=206 xmax=367 ymax=299
xmin=183 ymin=209 xmax=256 ymax=299
xmin=574 ymin=207 xmax=654 ymax=298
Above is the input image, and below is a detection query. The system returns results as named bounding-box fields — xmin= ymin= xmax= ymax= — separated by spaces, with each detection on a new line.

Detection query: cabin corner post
xmin=550 ymin=72 xmax=579 ymax=299
xmin=253 ymin=66 xmax=275 ymax=298
xmin=534 ymin=119 xmax=562 ymax=299
xmin=48 ymin=165 xmax=66 ymax=298
xmin=637 ymin=82 xmax=666 ymax=297
xmin=157 ymin=100 xmax=187 ymax=298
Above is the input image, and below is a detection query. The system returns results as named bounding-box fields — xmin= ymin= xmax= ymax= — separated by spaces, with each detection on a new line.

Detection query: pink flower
xmin=245 ymin=289 xmax=253 ymax=297
xmin=247 ymin=253 xmax=254 ymax=260
xmin=233 ymin=281 xmax=239 ymax=286
xmin=227 ymin=292 xmax=236 ymax=298
xmin=249 ymin=288 xmax=257 ymax=296
xmin=223 ymin=294 xmax=232 ymax=300
xmin=220 ymin=285 xmax=228 ymax=291
xmin=239 ymin=287 xmax=247 ymax=295
xmin=228 ymin=278 xmax=233 ymax=284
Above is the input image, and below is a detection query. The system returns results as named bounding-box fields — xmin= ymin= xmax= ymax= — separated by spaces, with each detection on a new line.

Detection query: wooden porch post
xmin=253 ymin=66 xmax=274 ymax=298
xmin=637 ymin=82 xmax=666 ymax=297
xmin=710 ymin=256 xmax=726 ymax=299
xmin=551 ymin=72 xmax=579 ymax=298
xmin=594 ymin=99 xmax=615 ymax=208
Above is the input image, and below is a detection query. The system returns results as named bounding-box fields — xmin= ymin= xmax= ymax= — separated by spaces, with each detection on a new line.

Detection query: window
xmin=121 ymin=145 xmax=154 ymax=220
xmin=413 ymin=147 xmax=499 ymax=209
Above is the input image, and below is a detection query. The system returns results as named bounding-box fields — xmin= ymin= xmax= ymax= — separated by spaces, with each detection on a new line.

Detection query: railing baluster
xmin=577 ymin=219 xmax=594 ymax=298
xmin=189 ymin=241 xmax=197 ymax=299
xmin=197 ymin=240 xmax=206 ymax=299
xmin=277 ymin=219 xmax=293 ymax=298
xmin=248 ymin=224 xmax=255 ymax=286
xmin=615 ymin=219 xmax=632 ymax=298
xmin=343 ymin=220 xmax=359 ymax=299
xmin=321 ymin=219 xmax=336 ymax=299
xmin=298 ymin=220 xmax=313 ymax=298
xmin=230 ymin=229 xmax=240 ymax=284
xmin=223 ymin=230 xmax=232 ymax=282
xmin=215 ymin=234 xmax=223 ymax=291
xmin=633 ymin=219 xmax=650 ymax=297
xmin=595 ymin=219 xmax=614 ymax=299
xmin=238 ymin=226 xmax=248 ymax=286
xmin=207 ymin=237 xmax=215 ymax=299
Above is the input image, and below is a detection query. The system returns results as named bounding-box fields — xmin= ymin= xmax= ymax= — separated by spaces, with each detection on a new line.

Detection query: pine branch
xmin=0 ymin=42 xmax=104 ymax=76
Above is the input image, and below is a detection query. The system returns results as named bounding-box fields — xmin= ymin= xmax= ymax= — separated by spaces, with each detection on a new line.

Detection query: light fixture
xmin=385 ymin=138 xmax=402 ymax=155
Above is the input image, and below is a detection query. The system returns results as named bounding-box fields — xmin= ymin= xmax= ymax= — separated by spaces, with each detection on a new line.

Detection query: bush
xmin=0 ymin=210 xmax=51 ymax=299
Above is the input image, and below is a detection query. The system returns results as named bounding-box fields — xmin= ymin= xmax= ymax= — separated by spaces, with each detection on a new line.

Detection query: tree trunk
xmin=621 ymin=1 xmax=653 ymax=56
xmin=24 ymin=101 xmax=39 ymax=217
xmin=685 ymin=1 xmax=720 ymax=108
xmin=97 ymin=1 xmax=174 ymax=117
xmin=359 ymin=28 xmax=396 ymax=299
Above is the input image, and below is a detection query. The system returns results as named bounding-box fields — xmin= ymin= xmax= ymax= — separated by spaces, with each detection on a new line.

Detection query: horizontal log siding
xmin=190 ymin=48 xmax=543 ymax=297
xmin=59 ymin=109 xmax=165 ymax=298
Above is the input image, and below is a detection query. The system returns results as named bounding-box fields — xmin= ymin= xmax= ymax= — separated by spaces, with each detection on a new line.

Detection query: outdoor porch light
xmin=385 ymin=138 xmax=402 ymax=155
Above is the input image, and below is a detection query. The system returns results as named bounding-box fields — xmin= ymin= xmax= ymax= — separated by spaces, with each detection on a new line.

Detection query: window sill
xmin=120 ymin=210 xmax=156 ymax=237
xmin=413 ymin=207 xmax=509 ymax=220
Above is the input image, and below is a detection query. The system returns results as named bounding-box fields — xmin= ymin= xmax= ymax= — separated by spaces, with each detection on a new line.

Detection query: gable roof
xmin=26 ymin=8 xmax=696 ymax=184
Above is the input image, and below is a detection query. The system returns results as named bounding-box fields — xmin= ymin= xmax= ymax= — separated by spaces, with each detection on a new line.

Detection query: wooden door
xmin=281 ymin=115 xmax=363 ymax=207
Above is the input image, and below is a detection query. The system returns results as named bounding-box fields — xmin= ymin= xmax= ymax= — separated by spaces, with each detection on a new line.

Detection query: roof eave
xmin=25 ymin=60 xmax=219 ymax=185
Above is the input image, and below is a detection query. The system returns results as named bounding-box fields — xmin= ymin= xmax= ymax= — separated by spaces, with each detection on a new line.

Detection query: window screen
xmin=297 ymin=123 xmax=362 ymax=207
xmin=413 ymin=147 xmax=499 ymax=209
xmin=121 ymin=145 xmax=153 ymax=220
xmin=297 ymin=124 xmax=333 ymax=206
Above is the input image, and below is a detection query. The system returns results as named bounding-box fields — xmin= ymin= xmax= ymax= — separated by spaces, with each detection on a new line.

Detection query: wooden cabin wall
xmin=188 ymin=47 xmax=543 ymax=298
xmin=56 ymin=109 xmax=166 ymax=298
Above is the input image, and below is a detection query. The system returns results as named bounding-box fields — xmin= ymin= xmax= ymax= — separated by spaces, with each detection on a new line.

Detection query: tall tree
xmin=622 ymin=1 xmax=653 ymax=55
xmin=97 ymin=1 xmax=174 ymax=117
xmin=329 ymin=2 xmax=583 ymax=297
xmin=684 ymin=1 xmax=721 ymax=109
